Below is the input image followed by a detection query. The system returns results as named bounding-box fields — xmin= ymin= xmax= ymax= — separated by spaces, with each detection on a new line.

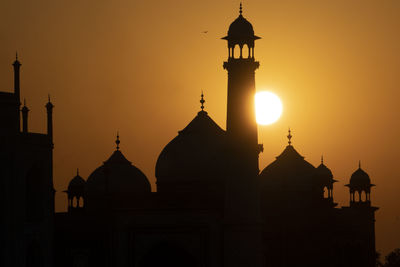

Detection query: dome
xmin=260 ymin=145 xmax=316 ymax=186
xmin=85 ymin=149 xmax=151 ymax=194
xmin=155 ymin=110 xmax=228 ymax=189
xmin=67 ymin=171 xmax=86 ymax=195
xmin=349 ymin=167 xmax=371 ymax=186
xmin=315 ymin=161 xmax=336 ymax=186
xmin=228 ymin=15 xmax=255 ymax=38
xmin=222 ymin=5 xmax=260 ymax=44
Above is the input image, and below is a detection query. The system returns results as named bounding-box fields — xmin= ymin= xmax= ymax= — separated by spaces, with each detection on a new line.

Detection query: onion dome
xmin=315 ymin=156 xmax=337 ymax=186
xmin=156 ymin=95 xmax=228 ymax=192
xmin=222 ymin=3 xmax=260 ymax=46
xmin=85 ymin=135 xmax=151 ymax=195
xmin=348 ymin=162 xmax=372 ymax=188
xmin=259 ymin=130 xmax=315 ymax=186
xmin=67 ymin=169 xmax=86 ymax=195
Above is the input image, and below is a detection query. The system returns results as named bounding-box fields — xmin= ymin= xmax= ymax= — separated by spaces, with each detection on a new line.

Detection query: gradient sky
xmin=1 ymin=0 xmax=399 ymax=256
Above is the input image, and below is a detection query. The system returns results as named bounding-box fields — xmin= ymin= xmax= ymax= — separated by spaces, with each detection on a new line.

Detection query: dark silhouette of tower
xmin=0 ymin=56 xmax=54 ymax=267
xmin=223 ymin=3 xmax=262 ymax=174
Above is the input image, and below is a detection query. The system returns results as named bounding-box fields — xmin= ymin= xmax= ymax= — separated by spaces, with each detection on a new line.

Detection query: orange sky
xmin=1 ymin=0 xmax=399 ymax=256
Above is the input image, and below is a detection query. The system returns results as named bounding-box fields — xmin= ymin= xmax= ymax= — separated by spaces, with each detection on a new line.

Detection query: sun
xmin=255 ymin=91 xmax=283 ymax=125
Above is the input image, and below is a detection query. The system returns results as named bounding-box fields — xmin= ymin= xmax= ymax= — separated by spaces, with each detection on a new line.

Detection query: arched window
xmin=25 ymin=165 xmax=43 ymax=222
xmin=322 ymin=186 xmax=328 ymax=198
xmin=233 ymin=45 xmax=240 ymax=59
xmin=242 ymin=44 xmax=249 ymax=59
xmin=361 ymin=190 xmax=366 ymax=202
xmin=79 ymin=197 xmax=84 ymax=208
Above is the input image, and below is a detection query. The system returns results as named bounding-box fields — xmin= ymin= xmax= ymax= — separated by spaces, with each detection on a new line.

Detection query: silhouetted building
xmin=1 ymin=5 xmax=378 ymax=267
xmin=0 ymin=55 xmax=55 ymax=267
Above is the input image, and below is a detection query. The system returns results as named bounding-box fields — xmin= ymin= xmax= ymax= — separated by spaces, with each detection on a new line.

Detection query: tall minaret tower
xmin=223 ymin=3 xmax=262 ymax=174
xmin=221 ymin=5 xmax=263 ymax=267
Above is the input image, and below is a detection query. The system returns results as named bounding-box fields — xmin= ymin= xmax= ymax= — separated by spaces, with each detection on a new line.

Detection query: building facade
xmin=1 ymin=6 xmax=378 ymax=267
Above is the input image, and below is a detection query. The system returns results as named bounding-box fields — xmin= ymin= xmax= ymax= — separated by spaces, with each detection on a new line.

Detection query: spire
xmin=116 ymin=132 xmax=120 ymax=150
xmin=13 ymin=51 xmax=21 ymax=65
xmin=359 ymin=160 xmax=361 ymax=169
xmin=22 ymin=98 xmax=28 ymax=111
xmin=321 ymin=155 xmax=324 ymax=165
xmin=200 ymin=91 xmax=205 ymax=111
xmin=239 ymin=2 xmax=243 ymax=16
xmin=46 ymin=94 xmax=54 ymax=141
xmin=76 ymin=168 xmax=79 ymax=176
xmin=287 ymin=128 xmax=292 ymax=146
xmin=12 ymin=52 xmax=21 ymax=105
xmin=46 ymin=94 xmax=54 ymax=109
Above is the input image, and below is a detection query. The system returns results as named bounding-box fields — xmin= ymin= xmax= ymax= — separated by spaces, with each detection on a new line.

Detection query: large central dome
xmin=156 ymin=110 xmax=228 ymax=193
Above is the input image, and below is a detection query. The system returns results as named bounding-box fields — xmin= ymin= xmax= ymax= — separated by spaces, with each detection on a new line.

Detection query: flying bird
xmin=202 ymin=31 xmax=208 ymax=33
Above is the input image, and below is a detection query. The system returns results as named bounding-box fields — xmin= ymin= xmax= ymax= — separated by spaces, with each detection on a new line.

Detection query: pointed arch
xmin=323 ymin=186 xmax=329 ymax=198
xmin=233 ymin=44 xmax=240 ymax=59
xmin=242 ymin=44 xmax=250 ymax=59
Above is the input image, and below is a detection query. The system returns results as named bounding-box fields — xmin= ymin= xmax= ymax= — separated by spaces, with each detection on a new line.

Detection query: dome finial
xmin=116 ymin=131 xmax=120 ymax=150
xmin=359 ymin=160 xmax=361 ymax=169
xmin=321 ymin=155 xmax=324 ymax=164
xmin=15 ymin=51 xmax=18 ymax=60
xmin=200 ymin=91 xmax=205 ymax=111
xmin=77 ymin=168 xmax=79 ymax=176
xmin=287 ymin=128 xmax=292 ymax=145
xmin=239 ymin=2 xmax=243 ymax=16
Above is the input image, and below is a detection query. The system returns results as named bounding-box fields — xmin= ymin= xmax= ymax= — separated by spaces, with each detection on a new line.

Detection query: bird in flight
xmin=202 ymin=31 xmax=208 ymax=33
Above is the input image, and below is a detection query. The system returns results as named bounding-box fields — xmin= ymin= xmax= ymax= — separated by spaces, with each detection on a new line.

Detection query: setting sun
xmin=255 ymin=91 xmax=283 ymax=125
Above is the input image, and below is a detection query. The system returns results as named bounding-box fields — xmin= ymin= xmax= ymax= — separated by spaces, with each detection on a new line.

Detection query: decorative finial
xmin=359 ymin=160 xmax=361 ymax=169
xmin=239 ymin=2 xmax=243 ymax=16
xmin=116 ymin=132 xmax=120 ymax=150
xmin=48 ymin=94 xmax=51 ymax=102
xmin=77 ymin=168 xmax=79 ymax=176
xmin=200 ymin=91 xmax=205 ymax=111
xmin=321 ymin=155 xmax=324 ymax=164
xmin=287 ymin=128 xmax=292 ymax=145
xmin=16 ymin=51 xmax=18 ymax=60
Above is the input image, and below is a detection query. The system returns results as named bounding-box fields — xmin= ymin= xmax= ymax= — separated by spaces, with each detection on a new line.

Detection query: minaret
xmin=21 ymin=99 xmax=29 ymax=133
xmin=221 ymin=5 xmax=263 ymax=267
xmin=13 ymin=53 xmax=21 ymax=104
xmin=222 ymin=3 xmax=261 ymax=173
xmin=46 ymin=95 xmax=54 ymax=141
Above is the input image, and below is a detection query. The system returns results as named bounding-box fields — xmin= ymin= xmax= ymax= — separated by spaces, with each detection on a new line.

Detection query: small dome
xmin=222 ymin=5 xmax=260 ymax=45
xmin=350 ymin=167 xmax=371 ymax=186
xmin=315 ymin=162 xmax=336 ymax=186
xmin=86 ymin=149 xmax=151 ymax=194
xmin=228 ymin=15 xmax=255 ymax=38
xmin=156 ymin=111 xmax=228 ymax=190
xmin=67 ymin=172 xmax=86 ymax=195
xmin=260 ymin=145 xmax=316 ymax=186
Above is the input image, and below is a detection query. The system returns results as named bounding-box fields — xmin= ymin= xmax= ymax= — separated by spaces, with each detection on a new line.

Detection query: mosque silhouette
xmin=1 ymin=5 xmax=378 ymax=267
